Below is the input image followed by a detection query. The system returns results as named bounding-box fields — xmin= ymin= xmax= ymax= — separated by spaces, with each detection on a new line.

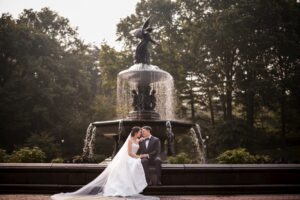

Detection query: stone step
xmin=1 ymin=163 xmax=300 ymax=194
xmin=1 ymin=184 xmax=300 ymax=195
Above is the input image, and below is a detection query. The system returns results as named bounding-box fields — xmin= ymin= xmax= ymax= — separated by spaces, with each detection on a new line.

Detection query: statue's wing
xmin=131 ymin=28 xmax=143 ymax=39
xmin=142 ymin=16 xmax=151 ymax=30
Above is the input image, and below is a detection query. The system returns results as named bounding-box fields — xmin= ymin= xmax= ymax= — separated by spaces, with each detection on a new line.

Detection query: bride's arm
xmin=128 ymin=139 xmax=141 ymax=158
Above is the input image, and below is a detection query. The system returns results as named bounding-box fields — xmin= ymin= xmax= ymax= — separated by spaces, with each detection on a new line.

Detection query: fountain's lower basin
xmin=82 ymin=118 xmax=206 ymax=162
xmin=1 ymin=163 xmax=300 ymax=195
xmin=92 ymin=119 xmax=194 ymax=141
xmin=91 ymin=119 xmax=197 ymax=159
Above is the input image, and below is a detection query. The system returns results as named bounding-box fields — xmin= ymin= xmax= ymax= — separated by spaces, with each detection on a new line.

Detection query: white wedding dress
xmin=51 ymin=135 xmax=158 ymax=200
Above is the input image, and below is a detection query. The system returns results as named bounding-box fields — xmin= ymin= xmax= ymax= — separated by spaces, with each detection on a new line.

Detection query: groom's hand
xmin=143 ymin=154 xmax=149 ymax=158
xmin=140 ymin=154 xmax=149 ymax=158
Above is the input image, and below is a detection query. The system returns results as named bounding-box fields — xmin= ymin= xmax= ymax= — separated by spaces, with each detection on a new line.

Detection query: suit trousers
xmin=141 ymin=157 xmax=162 ymax=185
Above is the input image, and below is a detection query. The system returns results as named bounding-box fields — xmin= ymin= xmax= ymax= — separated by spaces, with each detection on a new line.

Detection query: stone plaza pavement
xmin=0 ymin=195 xmax=300 ymax=200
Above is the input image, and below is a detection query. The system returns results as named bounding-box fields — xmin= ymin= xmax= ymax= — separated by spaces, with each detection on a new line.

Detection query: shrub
xmin=168 ymin=152 xmax=191 ymax=164
xmin=216 ymin=148 xmax=271 ymax=164
xmin=254 ymin=154 xmax=272 ymax=164
xmin=51 ymin=157 xmax=64 ymax=163
xmin=7 ymin=147 xmax=46 ymax=163
xmin=207 ymin=119 xmax=265 ymax=158
xmin=26 ymin=132 xmax=61 ymax=161
xmin=0 ymin=149 xmax=9 ymax=162
xmin=171 ymin=134 xmax=205 ymax=163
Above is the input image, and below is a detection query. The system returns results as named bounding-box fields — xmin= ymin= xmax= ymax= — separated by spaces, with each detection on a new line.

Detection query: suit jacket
xmin=137 ymin=136 xmax=161 ymax=160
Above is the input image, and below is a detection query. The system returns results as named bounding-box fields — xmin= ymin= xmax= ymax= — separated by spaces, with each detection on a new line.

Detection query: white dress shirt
xmin=145 ymin=135 xmax=152 ymax=149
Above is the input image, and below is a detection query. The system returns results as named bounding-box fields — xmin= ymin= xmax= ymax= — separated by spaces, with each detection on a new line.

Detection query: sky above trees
xmin=0 ymin=0 xmax=138 ymax=49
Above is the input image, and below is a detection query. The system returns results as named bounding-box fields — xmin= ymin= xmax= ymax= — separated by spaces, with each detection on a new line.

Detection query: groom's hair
xmin=142 ymin=126 xmax=152 ymax=133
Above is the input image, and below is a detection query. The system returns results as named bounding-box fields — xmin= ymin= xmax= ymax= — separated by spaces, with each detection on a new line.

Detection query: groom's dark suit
xmin=137 ymin=135 xmax=162 ymax=185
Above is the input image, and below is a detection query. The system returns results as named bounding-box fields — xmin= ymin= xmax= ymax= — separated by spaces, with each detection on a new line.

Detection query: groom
xmin=137 ymin=126 xmax=162 ymax=186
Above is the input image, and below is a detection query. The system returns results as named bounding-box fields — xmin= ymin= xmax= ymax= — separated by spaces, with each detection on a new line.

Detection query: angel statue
xmin=132 ymin=16 xmax=156 ymax=64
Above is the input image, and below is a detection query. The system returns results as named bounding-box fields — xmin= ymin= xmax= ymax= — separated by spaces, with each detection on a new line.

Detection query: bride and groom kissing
xmin=51 ymin=126 xmax=162 ymax=199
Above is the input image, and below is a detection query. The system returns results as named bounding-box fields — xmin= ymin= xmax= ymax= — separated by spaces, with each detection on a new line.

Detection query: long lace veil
xmin=51 ymin=134 xmax=131 ymax=199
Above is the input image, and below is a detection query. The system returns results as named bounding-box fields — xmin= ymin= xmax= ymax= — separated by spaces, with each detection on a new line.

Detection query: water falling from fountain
xmin=190 ymin=124 xmax=208 ymax=164
xmin=189 ymin=127 xmax=202 ymax=163
xmin=154 ymin=78 xmax=175 ymax=120
xmin=82 ymin=123 xmax=97 ymax=161
xmin=117 ymin=64 xmax=175 ymax=120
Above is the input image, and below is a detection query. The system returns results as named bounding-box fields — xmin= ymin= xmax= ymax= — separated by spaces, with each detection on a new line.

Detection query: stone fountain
xmin=82 ymin=17 xmax=207 ymax=163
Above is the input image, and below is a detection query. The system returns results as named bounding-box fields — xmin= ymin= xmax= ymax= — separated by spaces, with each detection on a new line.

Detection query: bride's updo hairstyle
xmin=130 ymin=126 xmax=141 ymax=137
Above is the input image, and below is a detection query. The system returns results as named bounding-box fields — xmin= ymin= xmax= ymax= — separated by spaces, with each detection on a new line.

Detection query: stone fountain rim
xmin=118 ymin=63 xmax=173 ymax=79
xmin=92 ymin=119 xmax=195 ymax=127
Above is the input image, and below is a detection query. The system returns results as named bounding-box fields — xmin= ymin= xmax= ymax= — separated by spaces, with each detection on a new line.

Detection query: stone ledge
xmin=1 ymin=184 xmax=300 ymax=195
xmin=1 ymin=163 xmax=300 ymax=194
xmin=1 ymin=163 xmax=300 ymax=169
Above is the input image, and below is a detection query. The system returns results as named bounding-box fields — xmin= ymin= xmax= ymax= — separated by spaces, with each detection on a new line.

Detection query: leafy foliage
xmin=7 ymin=147 xmax=46 ymax=163
xmin=216 ymin=148 xmax=271 ymax=164
xmin=0 ymin=8 xmax=103 ymax=159
xmin=168 ymin=152 xmax=191 ymax=164
xmin=0 ymin=149 xmax=9 ymax=162
xmin=51 ymin=157 xmax=64 ymax=163
xmin=26 ymin=132 xmax=61 ymax=161
xmin=207 ymin=119 xmax=265 ymax=157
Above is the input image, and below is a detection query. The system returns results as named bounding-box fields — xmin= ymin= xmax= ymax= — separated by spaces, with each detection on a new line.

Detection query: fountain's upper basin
xmin=118 ymin=64 xmax=172 ymax=84
xmin=92 ymin=119 xmax=195 ymax=141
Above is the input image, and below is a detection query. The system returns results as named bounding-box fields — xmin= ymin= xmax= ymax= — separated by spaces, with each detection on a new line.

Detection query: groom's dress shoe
xmin=148 ymin=181 xmax=153 ymax=186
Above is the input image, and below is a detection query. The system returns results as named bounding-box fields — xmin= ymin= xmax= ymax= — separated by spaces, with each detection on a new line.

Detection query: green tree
xmin=0 ymin=8 xmax=100 ymax=158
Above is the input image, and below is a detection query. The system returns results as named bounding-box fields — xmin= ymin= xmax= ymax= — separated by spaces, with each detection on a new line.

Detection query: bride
xmin=51 ymin=126 xmax=158 ymax=200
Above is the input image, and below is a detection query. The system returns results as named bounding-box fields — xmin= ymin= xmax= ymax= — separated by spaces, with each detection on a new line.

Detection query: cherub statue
xmin=131 ymin=90 xmax=139 ymax=111
xmin=166 ymin=121 xmax=175 ymax=156
xmin=150 ymin=89 xmax=157 ymax=110
xmin=132 ymin=16 xmax=156 ymax=64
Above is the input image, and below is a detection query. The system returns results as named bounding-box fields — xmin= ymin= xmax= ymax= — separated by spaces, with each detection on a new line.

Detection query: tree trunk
xmin=221 ymin=94 xmax=227 ymax=120
xmin=246 ymin=90 xmax=255 ymax=127
xmin=226 ymin=86 xmax=233 ymax=120
xmin=225 ymin=66 xmax=233 ymax=120
xmin=190 ymin=90 xmax=195 ymax=121
xmin=280 ymin=88 xmax=287 ymax=149
xmin=245 ymin=68 xmax=256 ymax=128
xmin=207 ymin=87 xmax=215 ymax=126
xmin=278 ymin=58 xmax=287 ymax=149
